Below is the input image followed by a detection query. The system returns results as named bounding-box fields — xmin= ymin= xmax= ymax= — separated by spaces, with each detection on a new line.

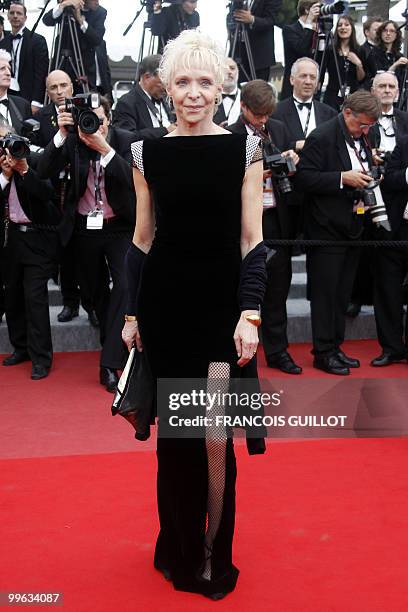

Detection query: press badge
xmin=87 ymin=209 xmax=104 ymax=229
xmin=338 ymin=86 xmax=350 ymax=98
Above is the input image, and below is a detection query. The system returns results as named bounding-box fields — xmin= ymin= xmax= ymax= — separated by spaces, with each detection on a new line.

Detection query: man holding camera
xmin=281 ymin=0 xmax=320 ymax=100
xmin=37 ymin=95 xmax=136 ymax=392
xmin=43 ymin=0 xmax=107 ymax=93
xmin=0 ymin=123 xmax=60 ymax=380
xmin=113 ymin=54 xmax=175 ymax=138
xmin=296 ymin=91 xmax=381 ymax=374
xmin=229 ymin=79 xmax=302 ymax=374
xmin=0 ymin=2 xmax=49 ymax=114
xmin=151 ymin=0 xmax=199 ymax=52
xmin=230 ymin=0 xmax=282 ymax=83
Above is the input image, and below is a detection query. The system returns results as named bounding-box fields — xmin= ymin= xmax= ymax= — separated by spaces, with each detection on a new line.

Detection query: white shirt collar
xmin=12 ymin=26 xmax=25 ymax=37
xmin=0 ymin=93 xmax=8 ymax=102
xmin=293 ymin=96 xmax=314 ymax=105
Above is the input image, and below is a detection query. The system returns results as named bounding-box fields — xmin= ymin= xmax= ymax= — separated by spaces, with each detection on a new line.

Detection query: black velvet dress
xmin=131 ymin=133 xmax=261 ymax=598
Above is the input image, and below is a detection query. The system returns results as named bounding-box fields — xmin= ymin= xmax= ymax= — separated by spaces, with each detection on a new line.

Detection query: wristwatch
xmin=124 ymin=314 xmax=137 ymax=322
xmin=245 ymin=313 xmax=261 ymax=327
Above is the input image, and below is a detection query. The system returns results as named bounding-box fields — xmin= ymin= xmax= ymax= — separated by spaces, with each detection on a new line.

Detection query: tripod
xmin=315 ymin=25 xmax=348 ymax=106
xmin=48 ymin=7 xmax=89 ymax=99
xmin=228 ymin=20 xmax=256 ymax=82
xmin=122 ymin=1 xmax=162 ymax=81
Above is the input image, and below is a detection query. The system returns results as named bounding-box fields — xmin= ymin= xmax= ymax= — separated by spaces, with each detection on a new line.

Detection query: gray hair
xmin=0 ymin=49 xmax=11 ymax=63
xmin=291 ymin=57 xmax=320 ymax=78
xmin=372 ymin=71 xmax=399 ymax=89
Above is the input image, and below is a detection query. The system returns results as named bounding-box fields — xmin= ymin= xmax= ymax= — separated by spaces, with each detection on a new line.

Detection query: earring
xmin=215 ymin=93 xmax=222 ymax=106
xmin=167 ymin=95 xmax=173 ymax=107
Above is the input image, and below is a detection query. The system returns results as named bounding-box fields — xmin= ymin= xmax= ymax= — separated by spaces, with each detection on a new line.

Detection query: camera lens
xmin=9 ymin=141 xmax=30 ymax=160
xmin=78 ymin=110 xmax=101 ymax=134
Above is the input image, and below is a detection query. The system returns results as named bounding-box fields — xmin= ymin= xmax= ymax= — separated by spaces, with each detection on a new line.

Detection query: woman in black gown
xmin=122 ymin=31 xmax=266 ymax=599
xmin=366 ymin=20 xmax=408 ymax=91
xmin=323 ymin=15 xmax=365 ymax=111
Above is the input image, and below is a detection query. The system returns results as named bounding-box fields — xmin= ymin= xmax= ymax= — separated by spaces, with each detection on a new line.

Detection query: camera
xmin=360 ymin=168 xmax=391 ymax=231
xmin=263 ymin=141 xmax=296 ymax=194
xmin=65 ymin=92 xmax=102 ymax=134
xmin=0 ymin=134 xmax=30 ymax=160
xmin=232 ymin=0 xmax=248 ymax=8
xmin=319 ymin=1 xmax=346 ymax=17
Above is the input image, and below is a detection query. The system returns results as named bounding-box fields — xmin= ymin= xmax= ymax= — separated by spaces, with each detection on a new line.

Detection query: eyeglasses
xmin=351 ymin=112 xmax=377 ymax=129
xmin=376 ymin=70 xmax=396 ymax=75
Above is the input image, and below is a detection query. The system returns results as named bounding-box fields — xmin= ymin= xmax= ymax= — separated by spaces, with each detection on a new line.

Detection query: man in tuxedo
xmin=0 ymin=123 xmax=60 ymax=380
xmin=113 ymin=54 xmax=175 ymax=137
xmin=0 ymin=2 xmax=49 ymax=114
xmin=273 ymin=57 xmax=337 ymax=152
xmin=214 ymin=58 xmax=241 ymax=127
xmin=296 ymin=91 xmax=381 ymax=374
xmin=0 ymin=50 xmax=31 ymax=134
xmin=43 ymin=0 xmax=107 ymax=93
xmin=229 ymin=79 xmax=302 ymax=374
xmin=280 ymin=0 xmax=320 ymax=100
xmin=371 ymin=138 xmax=408 ymax=366
xmin=231 ymin=0 xmax=282 ymax=83
xmin=37 ymin=96 xmax=136 ymax=392
xmin=151 ymin=0 xmax=199 ymax=53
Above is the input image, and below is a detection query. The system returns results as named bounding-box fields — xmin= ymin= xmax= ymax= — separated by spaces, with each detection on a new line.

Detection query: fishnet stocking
xmin=201 ymin=361 xmax=230 ymax=581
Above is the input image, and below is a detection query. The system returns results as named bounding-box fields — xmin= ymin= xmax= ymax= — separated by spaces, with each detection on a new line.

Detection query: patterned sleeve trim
xmin=131 ymin=140 xmax=144 ymax=175
xmin=245 ymin=135 xmax=262 ymax=169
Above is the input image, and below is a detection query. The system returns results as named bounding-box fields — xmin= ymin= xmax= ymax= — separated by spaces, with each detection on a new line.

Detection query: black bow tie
xmin=151 ymin=97 xmax=162 ymax=105
xmin=222 ymin=93 xmax=236 ymax=100
xmin=381 ymin=113 xmax=394 ymax=119
xmin=296 ymin=101 xmax=312 ymax=111
xmin=0 ymin=99 xmax=9 ymax=107
xmin=11 ymin=33 xmax=22 ymax=41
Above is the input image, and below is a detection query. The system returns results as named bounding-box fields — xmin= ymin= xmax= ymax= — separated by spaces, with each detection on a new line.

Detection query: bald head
xmin=371 ymin=71 xmax=399 ymax=111
xmin=46 ymin=70 xmax=73 ymax=106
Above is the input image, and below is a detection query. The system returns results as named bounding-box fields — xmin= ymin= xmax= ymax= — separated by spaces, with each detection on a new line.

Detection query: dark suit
xmin=372 ymin=137 xmax=408 ymax=354
xmin=0 ymin=28 xmax=49 ymax=105
xmin=151 ymin=4 xmax=199 ymax=53
xmin=231 ymin=0 xmax=282 ymax=82
xmin=272 ymin=97 xmax=338 ymax=151
xmin=0 ymin=160 xmax=59 ymax=368
xmin=37 ymin=126 xmax=136 ymax=370
xmin=30 ymin=102 xmax=58 ymax=148
xmin=296 ymin=115 xmax=368 ymax=354
xmin=43 ymin=5 xmax=106 ymax=91
xmin=0 ymin=94 xmax=31 ymax=135
xmin=229 ymin=116 xmax=297 ymax=358
xmin=281 ymin=21 xmax=317 ymax=100
xmin=113 ymin=83 xmax=170 ymax=138
xmin=368 ymin=108 xmax=408 ymax=149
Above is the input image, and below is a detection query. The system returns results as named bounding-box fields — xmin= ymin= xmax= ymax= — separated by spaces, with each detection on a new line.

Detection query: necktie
xmin=296 ymin=101 xmax=312 ymax=111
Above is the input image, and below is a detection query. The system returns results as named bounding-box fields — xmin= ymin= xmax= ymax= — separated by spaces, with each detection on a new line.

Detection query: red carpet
xmin=1 ymin=342 xmax=408 ymax=611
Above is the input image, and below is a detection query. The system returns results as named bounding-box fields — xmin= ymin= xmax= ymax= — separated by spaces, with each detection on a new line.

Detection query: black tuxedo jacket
xmin=31 ymin=103 xmax=58 ymax=148
xmin=43 ymin=5 xmax=106 ymax=90
xmin=382 ymin=135 xmax=408 ymax=237
xmin=295 ymin=115 xmax=371 ymax=240
xmin=232 ymin=0 xmax=281 ymax=70
xmin=0 ymin=156 xmax=59 ymax=228
xmin=368 ymin=108 xmax=408 ymax=149
xmin=113 ymin=83 xmax=169 ymax=138
xmin=228 ymin=116 xmax=299 ymax=238
xmin=36 ymin=126 xmax=136 ymax=245
xmin=151 ymin=4 xmax=200 ymax=52
xmin=281 ymin=21 xmax=317 ymax=100
xmin=272 ymin=97 xmax=337 ymax=150
xmin=0 ymin=28 xmax=49 ymax=105
xmin=213 ymin=90 xmax=241 ymax=126
xmin=2 ymin=94 xmax=32 ymax=135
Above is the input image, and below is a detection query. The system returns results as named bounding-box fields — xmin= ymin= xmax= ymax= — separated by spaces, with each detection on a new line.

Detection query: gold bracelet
xmin=124 ymin=315 xmax=137 ymax=322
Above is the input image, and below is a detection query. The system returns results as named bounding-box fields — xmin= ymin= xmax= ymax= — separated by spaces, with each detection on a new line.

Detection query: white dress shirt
xmin=221 ymin=88 xmax=241 ymax=126
xmin=140 ymin=86 xmax=170 ymax=129
xmin=378 ymin=113 xmax=396 ymax=153
xmin=293 ymin=96 xmax=316 ymax=138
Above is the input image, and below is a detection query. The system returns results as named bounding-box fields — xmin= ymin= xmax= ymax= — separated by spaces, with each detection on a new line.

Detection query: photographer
xmin=229 ymin=79 xmax=302 ymax=374
xmin=151 ymin=0 xmax=199 ymax=53
xmin=37 ymin=95 xmax=136 ymax=392
xmin=230 ymin=0 xmax=282 ymax=83
xmin=43 ymin=0 xmax=107 ymax=92
xmin=280 ymin=0 xmax=320 ymax=100
xmin=296 ymin=91 xmax=381 ymax=374
xmin=0 ymin=122 xmax=60 ymax=380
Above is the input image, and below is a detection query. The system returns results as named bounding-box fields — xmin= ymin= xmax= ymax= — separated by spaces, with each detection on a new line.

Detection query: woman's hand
xmin=233 ymin=311 xmax=259 ymax=367
xmin=390 ymin=57 xmax=408 ymax=71
xmin=122 ymin=320 xmax=143 ymax=352
xmin=347 ymin=51 xmax=362 ymax=67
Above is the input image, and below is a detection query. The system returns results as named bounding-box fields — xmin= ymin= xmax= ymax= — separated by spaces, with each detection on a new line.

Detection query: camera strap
xmin=91 ymin=159 xmax=103 ymax=209
xmin=2 ymin=183 xmax=10 ymax=248
xmin=10 ymin=37 xmax=22 ymax=80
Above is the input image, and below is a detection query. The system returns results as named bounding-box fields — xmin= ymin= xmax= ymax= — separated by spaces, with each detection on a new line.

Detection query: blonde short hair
xmin=159 ymin=30 xmax=225 ymax=90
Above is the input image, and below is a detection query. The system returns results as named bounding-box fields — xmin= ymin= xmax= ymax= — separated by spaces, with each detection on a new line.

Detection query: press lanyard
xmin=92 ymin=159 xmax=103 ymax=210
xmin=11 ymin=37 xmax=22 ymax=79
xmin=303 ymin=105 xmax=312 ymax=138
xmin=348 ymin=137 xmax=370 ymax=173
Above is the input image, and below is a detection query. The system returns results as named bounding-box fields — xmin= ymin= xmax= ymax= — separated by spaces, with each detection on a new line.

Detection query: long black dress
xmin=131 ymin=133 xmax=262 ymax=597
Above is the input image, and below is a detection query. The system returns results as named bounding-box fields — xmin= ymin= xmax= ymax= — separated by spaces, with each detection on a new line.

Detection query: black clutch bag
xmin=111 ymin=347 xmax=155 ymax=441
